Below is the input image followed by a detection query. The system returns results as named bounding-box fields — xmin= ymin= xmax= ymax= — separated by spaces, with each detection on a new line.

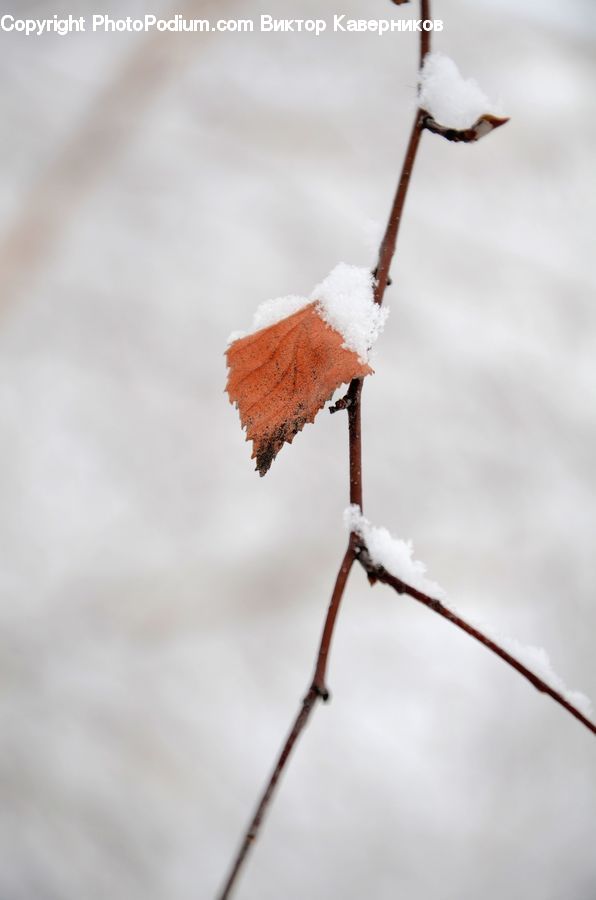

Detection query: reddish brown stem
xmin=374 ymin=0 xmax=431 ymax=306
xmin=374 ymin=110 xmax=424 ymax=305
xmin=218 ymin=367 xmax=367 ymax=899
xmin=420 ymin=0 xmax=431 ymax=67
xmin=219 ymin=0 xmax=593 ymax=892
xmin=357 ymin=554 xmax=596 ymax=737
xmin=217 ymin=5 xmax=431 ymax=897
xmin=217 ymin=545 xmax=356 ymax=900
xmin=347 ymin=378 xmax=363 ymax=508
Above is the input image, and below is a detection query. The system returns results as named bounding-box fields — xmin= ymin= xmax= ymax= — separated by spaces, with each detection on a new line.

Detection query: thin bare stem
xmin=218 ymin=364 xmax=366 ymax=898
xmin=347 ymin=379 xmax=364 ymax=508
xmin=217 ymin=545 xmax=356 ymax=900
xmin=374 ymin=0 xmax=431 ymax=306
xmin=220 ymin=0 xmax=592 ymax=894
xmin=216 ymin=701 xmax=311 ymax=900
xmin=420 ymin=0 xmax=431 ymax=67
xmin=374 ymin=111 xmax=424 ymax=305
xmin=218 ymin=5 xmax=432 ymax=896
xmin=357 ymin=554 xmax=596 ymax=737
xmin=311 ymin=541 xmax=358 ymax=699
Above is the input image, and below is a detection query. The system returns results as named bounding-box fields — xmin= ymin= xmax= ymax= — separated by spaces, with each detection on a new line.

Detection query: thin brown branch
xmin=218 ymin=379 xmax=364 ymax=898
xmin=420 ymin=0 xmax=432 ymax=67
xmin=216 ymin=693 xmax=314 ymax=900
xmin=220 ymin=0 xmax=592 ymax=895
xmin=356 ymin=551 xmax=596 ymax=737
xmin=218 ymin=4 xmax=432 ymax=896
xmin=374 ymin=0 xmax=431 ymax=306
xmin=347 ymin=378 xmax=364 ymax=508
xmin=217 ymin=549 xmax=357 ymax=900
xmin=374 ymin=109 xmax=425 ymax=305
xmin=422 ymin=112 xmax=510 ymax=143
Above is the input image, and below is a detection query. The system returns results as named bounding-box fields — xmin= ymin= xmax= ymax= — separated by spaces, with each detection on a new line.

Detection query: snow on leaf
xmin=311 ymin=264 xmax=388 ymax=364
xmin=226 ymin=304 xmax=371 ymax=476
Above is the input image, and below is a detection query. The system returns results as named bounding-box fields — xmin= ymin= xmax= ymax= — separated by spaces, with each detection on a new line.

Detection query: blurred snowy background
xmin=0 ymin=0 xmax=595 ymax=898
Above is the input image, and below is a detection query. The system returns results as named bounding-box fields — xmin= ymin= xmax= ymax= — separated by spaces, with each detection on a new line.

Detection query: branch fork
xmin=218 ymin=4 xmax=593 ymax=897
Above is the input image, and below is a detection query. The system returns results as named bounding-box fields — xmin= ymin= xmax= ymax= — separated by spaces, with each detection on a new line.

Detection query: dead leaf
xmin=226 ymin=302 xmax=372 ymax=476
xmin=422 ymin=112 xmax=509 ymax=143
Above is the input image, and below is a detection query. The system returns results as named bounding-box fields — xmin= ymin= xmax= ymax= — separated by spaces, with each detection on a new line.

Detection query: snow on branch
xmin=418 ymin=52 xmax=509 ymax=142
xmin=500 ymin=638 xmax=592 ymax=719
xmin=344 ymin=505 xmax=446 ymax=599
xmin=347 ymin=507 xmax=595 ymax=734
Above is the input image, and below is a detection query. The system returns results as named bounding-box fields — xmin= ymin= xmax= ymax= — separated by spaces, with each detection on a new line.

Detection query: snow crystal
xmin=231 ymin=264 xmax=388 ymax=363
xmin=311 ymin=263 xmax=388 ymax=363
xmin=418 ymin=52 xmax=498 ymax=130
xmin=344 ymin=505 xmax=446 ymax=600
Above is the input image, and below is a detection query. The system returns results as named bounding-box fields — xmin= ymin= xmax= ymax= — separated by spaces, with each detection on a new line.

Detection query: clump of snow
xmin=251 ymin=294 xmax=309 ymax=331
xmin=230 ymin=264 xmax=388 ymax=363
xmin=344 ymin=505 xmax=446 ymax=600
xmin=501 ymin=637 xmax=592 ymax=718
xmin=311 ymin=263 xmax=388 ymax=363
xmin=418 ymin=52 xmax=498 ymax=130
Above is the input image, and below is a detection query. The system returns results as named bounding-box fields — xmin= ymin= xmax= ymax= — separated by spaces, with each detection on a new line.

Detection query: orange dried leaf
xmin=226 ymin=303 xmax=372 ymax=476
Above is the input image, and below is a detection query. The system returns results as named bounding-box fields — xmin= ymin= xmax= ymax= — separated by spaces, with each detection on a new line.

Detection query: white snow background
xmin=0 ymin=1 xmax=595 ymax=898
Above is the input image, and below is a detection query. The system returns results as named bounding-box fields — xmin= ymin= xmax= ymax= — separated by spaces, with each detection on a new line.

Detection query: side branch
xmin=356 ymin=551 xmax=596 ymax=737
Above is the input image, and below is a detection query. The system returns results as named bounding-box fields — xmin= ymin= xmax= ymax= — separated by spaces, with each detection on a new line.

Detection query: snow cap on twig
xmin=419 ymin=52 xmax=509 ymax=142
xmin=344 ymin=505 xmax=447 ymax=600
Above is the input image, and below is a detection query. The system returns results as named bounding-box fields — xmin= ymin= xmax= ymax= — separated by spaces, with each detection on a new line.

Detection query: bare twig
xmin=218 ymin=4 xmax=432 ymax=898
xmin=217 ymin=4 xmax=432 ymax=895
xmin=420 ymin=0 xmax=432 ymax=67
xmin=356 ymin=550 xmax=596 ymax=736
xmin=219 ymin=0 xmax=592 ymax=893
xmin=373 ymin=3 xmax=432 ymax=305
xmin=373 ymin=109 xmax=425 ymax=305
xmin=218 ymin=426 xmax=362 ymax=899
xmin=219 ymin=361 xmax=369 ymax=900
xmin=346 ymin=378 xmax=364 ymax=509
xmin=217 ymin=542 xmax=357 ymax=900
xmin=422 ymin=112 xmax=510 ymax=143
